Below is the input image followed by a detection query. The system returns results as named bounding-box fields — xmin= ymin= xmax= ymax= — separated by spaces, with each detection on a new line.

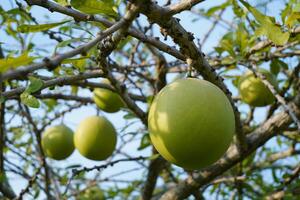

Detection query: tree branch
xmin=159 ymin=95 xmax=300 ymax=199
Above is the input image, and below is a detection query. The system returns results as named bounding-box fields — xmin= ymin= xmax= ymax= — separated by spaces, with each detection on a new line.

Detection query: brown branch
xmin=21 ymin=105 xmax=51 ymax=199
xmin=35 ymin=93 xmax=93 ymax=104
xmin=165 ymin=0 xmax=205 ymax=15
xmin=141 ymin=46 xmax=168 ymax=200
xmin=14 ymin=166 xmax=43 ymax=200
xmin=96 ymin=1 xmax=147 ymax=125
xmin=2 ymin=3 xmax=141 ymax=81
xmin=22 ymin=0 xmax=184 ymax=61
xmin=266 ymin=164 xmax=300 ymax=200
xmin=141 ymin=0 xmax=247 ymax=152
xmin=63 ymin=156 xmax=148 ymax=196
xmin=250 ymin=62 xmax=300 ymax=131
xmin=0 ymin=45 xmax=16 ymax=199
xmin=159 ymin=95 xmax=300 ymax=199
xmin=31 ymin=74 xmax=147 ymax=102
xmin=2 ymin=70 xmax=103 ymax=99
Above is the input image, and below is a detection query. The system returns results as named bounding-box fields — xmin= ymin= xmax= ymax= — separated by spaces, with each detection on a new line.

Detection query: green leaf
xmin=232 ymin=76 xmax=240 ymax=88
xmin=148 ymin=154 xmax=160 ymax=160
xmin=219 ymin=36 xmax=236 ymax=56
xmin=232 ymin=0 xmax=245 ymax=17
xmin=0 ymin=96 xmax=4 ymax=104
xmin=270 ymin=59 xmax=288 ymax=75
xmin=61 ymin=57 xmax=88 ymax=72
xmin=0 ymin=52 xmax=36 ymax=73
xmin=138 ymin=134 xmax=150 ymax=151
xmin=285 ymin=12 xmax=300 ymax=27
xmin=270 ymin=60 xmax=280 ymax=75
xmin=117 ymin=36 xmax=132 ymax=50
xmin=54 ymin=38 xmax=84 ymax=53
xmin=70 ymin=0 xmax=117 ymax=17
xmin=54 ymin=0 xmax=69 ymax=6
xmin=17 ymin=20 xmax=70 ymax=33
xmin=20 ymin=92 xmax=40 ymax=108
xmin=205 ymin=1 xmax=230 ymax=16
xmin=43 ymin=99 xmax=57 ymax=111
xmin=25 ymin=76 xmax=44 ymax=93
xmin=240 ymin=0 xmax=290 ymax=45
xmin=236 ymin=23 xmax=249 ymax=55
xmin=123 ymin=111 xmax=136 ymax=120
xmin=71 ymin=86 xmax=78 ymax=95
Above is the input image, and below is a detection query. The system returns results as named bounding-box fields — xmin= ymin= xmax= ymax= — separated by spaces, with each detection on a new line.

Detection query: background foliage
xmin=0 ymin=0 xmax=300 ymax=199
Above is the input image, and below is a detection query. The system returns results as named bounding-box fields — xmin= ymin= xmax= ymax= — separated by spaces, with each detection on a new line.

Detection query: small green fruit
xmin=74 ymin=116 xmax=117 ymax=161
xmin=93 ymin=80 xmax=124 ymax=113
xmin=148 ymin=78 xmax=235 ymax=170
xmin=41 ymin=124 xmax=74 ymax=160
xmin=238 ymin=69 xmax=277 ymax=107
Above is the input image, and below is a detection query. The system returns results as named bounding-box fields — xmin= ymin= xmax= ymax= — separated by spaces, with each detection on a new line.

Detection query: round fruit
xmin=74 ymin=116 xmax=117 ymax=161
xmin=238 ymin=69 xmax=277 ymax=107
xmin=76 ymin=186 xmax=105 ymax=200
xmin=148 ymin=78 xmax=235 ymax=170
xmin=41 ymin=124 xmax=75 ymax=160
xmin=93 ymin=79 xmax=125 ymax=113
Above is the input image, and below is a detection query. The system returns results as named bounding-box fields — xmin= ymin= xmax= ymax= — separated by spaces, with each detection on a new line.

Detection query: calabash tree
xmin=0 ymin=0 xmax=300 ymax=199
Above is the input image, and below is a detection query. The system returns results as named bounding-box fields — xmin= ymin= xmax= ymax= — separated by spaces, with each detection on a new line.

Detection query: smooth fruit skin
xmin=74 ymin=116 xmax=117 ymax=161
xmin=41 ymin=124 xmax=75 ymax=160
xmin=148 ymin=78 xmax=235 ymax=170
xmin=238 ymin=69 xmax=277 ymax=107
xmin=93 ymin=80 xmax=125 ymax=113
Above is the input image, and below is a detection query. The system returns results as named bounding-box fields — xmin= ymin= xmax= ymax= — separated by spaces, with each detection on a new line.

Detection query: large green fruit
xmin=148 ymin=78 xmax=235 ymax=170
xmin=74 ymin=116 xmax=117 ymax=161
xmin=238 ymin=69 xmax=277 ymax=107
xmin=41 ymin=124 xmax=74 ymax=160
xmin=76 ymin=186 xmax=105 ymax=200
xmin=93 ymin=80 xmax=125 ymax=113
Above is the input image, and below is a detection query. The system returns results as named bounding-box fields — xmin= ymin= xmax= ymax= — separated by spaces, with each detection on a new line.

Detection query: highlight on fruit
xmin=148 ymin=78 xmax=235 ymax=170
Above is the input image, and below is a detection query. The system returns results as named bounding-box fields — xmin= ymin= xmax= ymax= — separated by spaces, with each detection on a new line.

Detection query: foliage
xmin=0 ymin=0 xmax=299 ymax=199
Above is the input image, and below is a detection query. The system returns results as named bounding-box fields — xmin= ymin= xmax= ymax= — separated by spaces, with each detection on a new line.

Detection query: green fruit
xmin=74 ymin=116 xmax=117 ymax=161
xmin=238 ymin=69 xmax=277 ymax=107
xmin=76 ymin=186 xmax=105 ymax=200
xmin=41 ymin=124 xmax=74 ymax=160
xmin=148 ymin=78 xmax=235 ymax=170
xmin=93 ymin=80 xmax=125 ymax=113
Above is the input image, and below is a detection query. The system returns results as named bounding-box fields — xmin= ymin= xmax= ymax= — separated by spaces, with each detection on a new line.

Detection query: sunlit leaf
xmin=17 ymin=20 xmax=70 ymax=33
xmin=285 ymin=12 xmax=300 ymax=27
xmin=138 ymin=134 xmax=150 ymax=151
xmin=70 ymin=0 xmax=117 ymax=17
xmin=54 ymin=0 xmax=69 ymax=6
xmin=71 ymin=86 xmax=78 ymax=95
xmin=240 ymin=0 xmax=289 ymax=45
xmin=0 ymin=52 xmax=36 ymax=73
xmin=25 ymin=76 xmax=44 ymax=93
xmin=61 ymin=57 xmax=88 ymax=71
xmin=205 ymin=1 xmax=230 ymax=16
xmin=148 ymin=154 xmax=160 ymax=160
xmin=43 ymin=99 xmax=57 ymax=111
xmin=20 ymin=92 xmax=40 ymax=108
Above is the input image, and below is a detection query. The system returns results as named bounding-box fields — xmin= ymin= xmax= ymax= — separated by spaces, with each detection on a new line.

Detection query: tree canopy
xmin=0 ymin=0 xmax=300 ymax=199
